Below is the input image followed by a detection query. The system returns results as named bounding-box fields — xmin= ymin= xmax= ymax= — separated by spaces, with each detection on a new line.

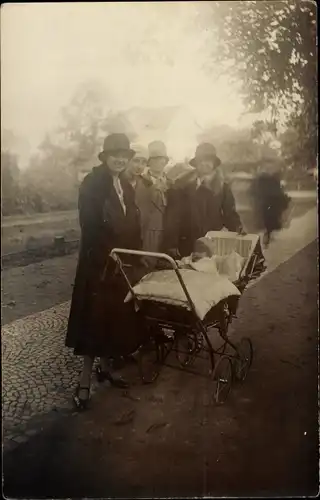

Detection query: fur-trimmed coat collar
xmin=171 ymin=166 xmax=225 ymax=195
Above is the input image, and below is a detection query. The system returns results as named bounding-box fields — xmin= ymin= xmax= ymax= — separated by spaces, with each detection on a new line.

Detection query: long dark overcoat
xmin=163 ymin=178 xmax=243 ymax=257
xmin=65 ymin=164 xmax=146 ymax=358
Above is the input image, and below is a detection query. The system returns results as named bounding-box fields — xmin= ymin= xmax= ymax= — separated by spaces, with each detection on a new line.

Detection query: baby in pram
xmin=174 ymin=234 xmax=265 ymax=318
xmin=177 ymin=237 xmax=245 ymax=284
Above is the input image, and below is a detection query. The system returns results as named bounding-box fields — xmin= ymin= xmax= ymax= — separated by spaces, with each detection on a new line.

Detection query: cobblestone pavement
xmin=2 ymin=302 xmax=75 ymax=450
xmin=2 ymin=302 xmax=106 ymax=452
xmin=2 ymin=207 xmax=317 ymax=453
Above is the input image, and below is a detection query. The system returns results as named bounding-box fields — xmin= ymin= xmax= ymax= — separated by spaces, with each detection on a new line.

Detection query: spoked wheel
xmin=175 ymin=332 xmax=198 ymax=367
xmin=211 ymin=355 xmax=233 ymax=404
xmin=233 ymin=337 xmax=253 ymax=382
xmin=138 ymin=338 xmax=163 ymax=384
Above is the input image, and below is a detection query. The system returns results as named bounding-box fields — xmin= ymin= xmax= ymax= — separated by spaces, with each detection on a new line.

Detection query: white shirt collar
xmin=112 ymin=176 xmax=126 ymax=214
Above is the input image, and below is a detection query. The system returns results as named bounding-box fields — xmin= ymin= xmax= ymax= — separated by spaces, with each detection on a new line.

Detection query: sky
xmin=1 ymin=2 xmax=258 ymax=166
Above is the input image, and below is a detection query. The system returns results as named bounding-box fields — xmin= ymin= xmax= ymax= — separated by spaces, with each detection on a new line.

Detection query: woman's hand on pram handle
xmin=140 ymin=256 xmax=152 ymax=269
xmin=166 ymin=248 xmax=181 ymax=260
xmin=140 ymin=256 xmax=163 ymax=270
xmin=237 ymin=226 xmax=247 ymax=236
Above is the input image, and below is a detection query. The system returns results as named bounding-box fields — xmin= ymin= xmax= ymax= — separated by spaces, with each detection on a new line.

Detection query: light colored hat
xmin=148 ymin=140 xmax=169 ymax=161
xmin=131 ymin=144 xmax=149 ymax=160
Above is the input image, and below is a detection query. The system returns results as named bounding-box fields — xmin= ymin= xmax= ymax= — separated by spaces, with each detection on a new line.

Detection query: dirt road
xmin=1 ymin=211 xmax=79 ymax=255
xmin=1 ymin=210 xmax=78 ymax=228
xmin=3 ymin=240 xmax=318 ymax=498
xmin=1 ymin=253 xmax=77 ymax=325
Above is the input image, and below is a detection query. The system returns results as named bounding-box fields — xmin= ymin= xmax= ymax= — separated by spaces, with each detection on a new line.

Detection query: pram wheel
xmin=211 ymin=355 xmax=233 ymax=404
xmin=233 ymin=337 xmax=253 ymax=382
xmin=138 ymin=338 xmax=163 ymax=384
xmin=175 ymin=332 xmax=198 ymax=367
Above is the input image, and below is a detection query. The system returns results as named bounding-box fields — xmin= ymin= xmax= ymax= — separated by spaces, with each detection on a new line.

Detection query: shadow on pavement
xmin=3 ymin=413 xmax=116 ymax=498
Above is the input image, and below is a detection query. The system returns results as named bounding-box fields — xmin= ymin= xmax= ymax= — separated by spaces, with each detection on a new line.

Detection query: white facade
xmin=165 ymin=107 xmax=203 ymax=163
xmin=127 ymin=106 xmax=203 ymax=164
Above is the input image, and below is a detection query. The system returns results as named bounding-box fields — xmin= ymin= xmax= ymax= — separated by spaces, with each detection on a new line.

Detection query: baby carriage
xmin=110 ymin=231 xmax=266 ymax=404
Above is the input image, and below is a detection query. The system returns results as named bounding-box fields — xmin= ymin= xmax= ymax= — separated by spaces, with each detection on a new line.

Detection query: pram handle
xmin=110 ymin=248 xmax=199 ymax=319
xmin=110 ymin=248 xmax=179 ymax=269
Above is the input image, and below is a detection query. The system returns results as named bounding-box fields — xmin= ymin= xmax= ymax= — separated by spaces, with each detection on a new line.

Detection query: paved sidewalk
xmin=3 ymin=241 xmax=318 ymax=498
xmin=248 ymin=206 xmax=317 ymax=283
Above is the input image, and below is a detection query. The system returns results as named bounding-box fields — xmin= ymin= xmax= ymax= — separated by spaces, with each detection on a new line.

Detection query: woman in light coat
xmin=135 ymin=141 xmax=169 ymax=266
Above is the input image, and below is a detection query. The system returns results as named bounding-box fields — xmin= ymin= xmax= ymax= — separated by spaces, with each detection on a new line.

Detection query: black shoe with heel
xmin=73 ymin=385 xmax=90 ymax=410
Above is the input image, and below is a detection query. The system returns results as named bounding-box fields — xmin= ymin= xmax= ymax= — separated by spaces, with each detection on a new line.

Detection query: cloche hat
xmin=190 ymin=142 xmax=221 ymax=168
xmin=131 ymin=144 xmax=149 ymax=160
xmin=98 ymin=133 xmax=135 ymax=162
xmin=148 ymin=140 xmax=169 ymax=162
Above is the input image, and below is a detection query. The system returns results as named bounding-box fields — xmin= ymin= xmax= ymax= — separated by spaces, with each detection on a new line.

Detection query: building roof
xmin=126 ymin=106 xmax=181 ymax=136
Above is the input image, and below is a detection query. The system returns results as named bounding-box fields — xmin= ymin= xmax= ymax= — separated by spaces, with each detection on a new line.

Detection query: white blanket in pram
xmin=178 ymin=252 xmax=245 ymax=282
xmin=124 ymin=269 xmax=241 ymax=320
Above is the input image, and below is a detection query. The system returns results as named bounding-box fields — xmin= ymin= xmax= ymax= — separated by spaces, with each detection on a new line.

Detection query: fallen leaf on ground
xmin=146 ymin=422 xmax=168 ymax=433
xmin=147 ymin=393 xmax=166 ymax=404
xmin=280 ymin=358 xmax=301 ymax=369
xmin=122 ymin=391 xmax=140 ymax=402
xmin=114 ymin=409 xmax=136 ymax=426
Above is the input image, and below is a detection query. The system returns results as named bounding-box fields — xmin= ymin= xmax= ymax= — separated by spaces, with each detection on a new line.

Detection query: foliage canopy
xmin=202 ymin=0 xmax=317 ymax=168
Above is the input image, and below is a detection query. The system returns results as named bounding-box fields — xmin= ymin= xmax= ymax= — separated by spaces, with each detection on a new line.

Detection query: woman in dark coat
xmin=66 ymin=133 xmax=145 ymax=409
xmin=163 ymin=143 xmax=245 ymax=258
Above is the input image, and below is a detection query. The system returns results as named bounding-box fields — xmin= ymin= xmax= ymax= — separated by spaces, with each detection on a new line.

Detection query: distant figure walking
xmin=250 ymin=170 xmax=291 ymax=247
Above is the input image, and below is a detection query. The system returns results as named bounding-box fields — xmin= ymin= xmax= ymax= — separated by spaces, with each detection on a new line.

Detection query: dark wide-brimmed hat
xmin=98 ymin=133 xmax=135 ymax=162
xmin=189 ymin=142 xmax=221 ymax=168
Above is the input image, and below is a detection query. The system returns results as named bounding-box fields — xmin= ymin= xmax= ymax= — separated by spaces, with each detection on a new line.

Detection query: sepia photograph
xmin=1 ymin=1 xmax=318 ymax=498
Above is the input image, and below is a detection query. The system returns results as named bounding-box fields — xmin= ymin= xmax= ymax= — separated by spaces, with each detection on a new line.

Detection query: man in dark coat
xmin=66 ymin=133 xmax=145 ymax=409
xmin=163 ymin=143 xmax=245 ymax=258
